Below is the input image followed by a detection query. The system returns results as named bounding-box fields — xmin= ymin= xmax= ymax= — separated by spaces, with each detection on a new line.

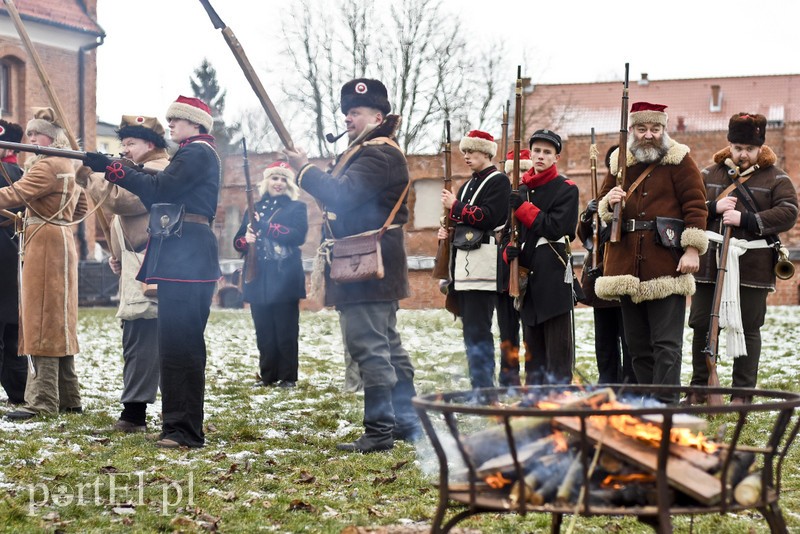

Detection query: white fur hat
xmin=459 ymin=130 xmax=497 ymax=158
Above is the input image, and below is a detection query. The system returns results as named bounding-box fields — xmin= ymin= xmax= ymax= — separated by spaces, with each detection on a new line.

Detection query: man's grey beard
xmin=629 ymin=132 xmax=671 ymax=163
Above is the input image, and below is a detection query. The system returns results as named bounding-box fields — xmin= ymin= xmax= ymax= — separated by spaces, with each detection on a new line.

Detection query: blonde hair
xmin=258 ymin=166 xmax=299 ymax=200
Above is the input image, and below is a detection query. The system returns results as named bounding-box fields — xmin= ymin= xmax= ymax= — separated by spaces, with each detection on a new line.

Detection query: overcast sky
xmin=95 ymin=0 xmax=800 ymax=128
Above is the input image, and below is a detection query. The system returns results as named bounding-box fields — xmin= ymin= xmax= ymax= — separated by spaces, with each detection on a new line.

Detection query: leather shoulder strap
xmin=625 ymin=162 xmax=657 ymax=197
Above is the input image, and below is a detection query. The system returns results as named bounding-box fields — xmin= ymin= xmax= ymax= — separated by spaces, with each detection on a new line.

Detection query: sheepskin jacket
xmin=595 ymin=139 xmax=708 ymax=303
xmin=695 ymin=145 xmax=798 ymax=290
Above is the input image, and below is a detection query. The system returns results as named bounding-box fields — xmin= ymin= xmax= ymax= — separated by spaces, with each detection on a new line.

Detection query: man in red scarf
xmin=505 ymin=129 xmax=579 ymax=384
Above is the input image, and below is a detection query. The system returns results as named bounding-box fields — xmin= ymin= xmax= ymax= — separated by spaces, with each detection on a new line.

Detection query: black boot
xmin=391 ymin=380 xmax=422 ymax=442
xmin=337 ymin=386 xmax=394 ymax=453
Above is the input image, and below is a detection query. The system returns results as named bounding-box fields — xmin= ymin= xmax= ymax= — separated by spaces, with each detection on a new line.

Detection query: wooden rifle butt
xmin=431 ymin=237 xmax=451 ymax=280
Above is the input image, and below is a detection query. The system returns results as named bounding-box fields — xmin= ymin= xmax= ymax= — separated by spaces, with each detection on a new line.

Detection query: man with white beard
xmin=595 ymin=102 xmax=708 ymax=404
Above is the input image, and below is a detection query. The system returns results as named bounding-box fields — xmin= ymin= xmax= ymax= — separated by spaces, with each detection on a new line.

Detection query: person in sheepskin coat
xmin=3 ymin=108 xmax=87 ymax=421
xmin=596 ymin=102 xmax=708 ymax=404
xmin=687 ymin=113 xmax=798 ymax=405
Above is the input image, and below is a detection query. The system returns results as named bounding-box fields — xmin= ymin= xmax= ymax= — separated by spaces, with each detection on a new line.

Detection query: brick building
xmin=0 ymin=0 xmax=105 ymax=259
xmin=217 ymin=73 xmax=800 ymax=308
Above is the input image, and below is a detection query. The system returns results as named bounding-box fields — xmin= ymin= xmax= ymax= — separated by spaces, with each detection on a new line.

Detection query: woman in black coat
xmin=234 ymin=161 xmax=308 ymax=387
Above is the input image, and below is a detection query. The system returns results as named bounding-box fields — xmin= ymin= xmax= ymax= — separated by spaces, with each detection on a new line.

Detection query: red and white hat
xmin=262 ymin=160 xmax=294 ymax=181
xmin=166 ymin=95 xmax=213 ymax=132
xmin=260 ymin=160 xmax=299 ymax=200
xmin=629 ymin=102 xmax=668 ymax=127
xmin=459 ymin=130 xmax=497 ymax=158
xmin=504 ymin=148 xmax=533 ymax=173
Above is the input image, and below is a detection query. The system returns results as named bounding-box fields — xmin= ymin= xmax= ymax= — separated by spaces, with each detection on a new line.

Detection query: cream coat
xmin=0 ymin=154 xmax=86 ymax=356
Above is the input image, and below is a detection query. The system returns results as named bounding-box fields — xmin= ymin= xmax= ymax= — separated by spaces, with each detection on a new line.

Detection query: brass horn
xmin=775 ymin=246 xmax=795 ymax=280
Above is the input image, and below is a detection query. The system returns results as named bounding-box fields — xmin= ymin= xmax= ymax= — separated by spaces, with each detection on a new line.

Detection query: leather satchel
xmin=148 ymin=203 xmax=185 ymax=238
xmin=452 ymin=225 xmax=486 ymax=250
xmin=330 ymin=233 xmax=384 ymax=282
xmin=654 ymin=217 xmax=685 ymax=249
xmin=328 ymin=182 xmax=410 ymax=284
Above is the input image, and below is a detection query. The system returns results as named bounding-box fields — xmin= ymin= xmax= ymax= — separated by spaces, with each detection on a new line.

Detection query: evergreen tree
xmin=190 ymin=59 xmax=239 ymax=153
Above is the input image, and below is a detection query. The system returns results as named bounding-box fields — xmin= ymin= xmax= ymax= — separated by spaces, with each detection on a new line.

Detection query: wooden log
xmin=716 ymin=450 xmax=755 ymax=489
xmin=641 ymin=412 xmax=708 ymax=432
xmin=475 ymin=432 xmax=559 ymax=478
xmin=553 ymin=416 xmax=723 ymax=505
xmin=530 ymin=453 xmax=576 ymax=505
xmin=508 ymin=453 xmax=566 ymax=505
xmin=733 ymin=472 xmax=762 ymax=506
xmin=555 ymin=454 xmax=583 ymax=504
xmin=462 ymin=388 xmax=615 ymax=467
xmin=588 ymin=484 xmax=660 ymax=507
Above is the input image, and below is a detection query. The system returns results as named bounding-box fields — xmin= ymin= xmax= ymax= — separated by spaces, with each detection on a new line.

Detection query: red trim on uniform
xmin=565 ymin=179 xmax=576 ymax=186
xmin=515 ymin=202 xmax=539 ymax=228
xmin=1 ymin=154 xmax=17 ymax=165
xmin=234 ymin=236 xmax=249 ymax=252
xmin=145 ymin=276 xmax=222 ymax=283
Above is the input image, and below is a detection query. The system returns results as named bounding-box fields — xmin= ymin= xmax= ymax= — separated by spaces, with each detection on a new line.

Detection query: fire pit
xmin=412 ymin=385 xmax=800 ymax=534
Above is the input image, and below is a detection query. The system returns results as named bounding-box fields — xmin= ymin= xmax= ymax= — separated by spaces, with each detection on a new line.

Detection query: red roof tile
xmin=524 ymin=74 xmax=800 ymax=137
xmin=1 ymin=0 xmax=104 ymax=36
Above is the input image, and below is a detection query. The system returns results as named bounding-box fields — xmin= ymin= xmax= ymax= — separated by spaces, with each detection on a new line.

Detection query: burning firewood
xmin=508 ymin=452 xmax=569 ymax=506
xmin=555 ymin=454 xmax=583 ymax=504
xmin=475 ymin=431 xmax=568 ymax=478
xmin=461 ymin=417 xmax=551 ymax=467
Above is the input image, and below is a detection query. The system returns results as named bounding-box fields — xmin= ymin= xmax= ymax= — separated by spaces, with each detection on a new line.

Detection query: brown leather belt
xmin=184 ymin=213 xmax=210 ymax=225
xmin=622 ymin=219 xmax=655 ymax=233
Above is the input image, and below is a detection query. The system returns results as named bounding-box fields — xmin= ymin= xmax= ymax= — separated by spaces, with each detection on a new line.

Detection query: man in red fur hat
xmin=596 ymin=102 xmax=708 ymax=404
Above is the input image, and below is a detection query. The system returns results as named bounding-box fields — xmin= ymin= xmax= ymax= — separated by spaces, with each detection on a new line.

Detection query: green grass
xmin=0 ymin=306 xmax=798 ymax=533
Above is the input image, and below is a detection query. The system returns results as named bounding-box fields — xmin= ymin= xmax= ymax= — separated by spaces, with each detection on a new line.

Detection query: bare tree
xmin=279 ymin=0 xmax=509 ymax=155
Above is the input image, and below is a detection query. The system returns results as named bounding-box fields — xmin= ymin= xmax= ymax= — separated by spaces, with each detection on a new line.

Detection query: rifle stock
xmin=508 ymin=67 xmax=523 ymax=298
xmin=432 ymin=120 xmax=453 ymax=280
xmin=241 ymin=139 xmax=258 ymax=284
xmin=609 ymin=63 xmax=630 ymax=243
xmin=0 ymin=140 xmax=158 ymax=175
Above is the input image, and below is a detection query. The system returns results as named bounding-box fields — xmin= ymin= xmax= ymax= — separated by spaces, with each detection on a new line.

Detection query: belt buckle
xmin=624 ymin=219 xmax=636 ymax=232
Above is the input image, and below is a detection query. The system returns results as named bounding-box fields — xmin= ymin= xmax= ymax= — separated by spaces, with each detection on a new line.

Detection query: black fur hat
xmin=0 ymin=119 xmax=23 ymax=144
xmin=727 ymin=113 xmax=767 ymax=147
xmin=116 ymin=115 xmax=168 ymax=149
xmin=340 ymin=78 xmax=391 ymax=115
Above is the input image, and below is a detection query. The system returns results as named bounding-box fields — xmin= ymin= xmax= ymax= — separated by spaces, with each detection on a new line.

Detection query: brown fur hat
xmin=727 ymin=113 xmax=767 ymax=146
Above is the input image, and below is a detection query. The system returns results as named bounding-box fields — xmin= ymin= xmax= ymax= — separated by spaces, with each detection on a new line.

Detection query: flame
xmin=589 ymin=401 xmax=718 ymax=454
xmin=485 ymin=471 xmax=512 ymax=489
xmin=601 ymin=473 xmax=656 ymax=488
xmin=552 ymin=430 xmax=569 ymax=453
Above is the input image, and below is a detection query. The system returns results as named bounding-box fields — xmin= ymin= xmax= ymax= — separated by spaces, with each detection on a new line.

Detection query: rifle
xmin=588 ymin=127 xmax=600 ymax=271
xmin=241 ymin=139 xmax=258 ymax=284
xmin=702 ymin=218 xmax=731 ymax=408
xmin=198 ymin=0 xmax=295 ymax=151
xmin=609 ymin=63 xmax=630 ymax=243
xmin=431 ymin=120 xmax=452 ymax=280
xmin=508 ymin=66 xmax=523 ymax=298
xmin=499 ymin=100 xmax=510 ymax=172
xmin=0 ymin=140 xmax=158 ymax=175
xmin=2 ymin=0 xmax=113 ymax=246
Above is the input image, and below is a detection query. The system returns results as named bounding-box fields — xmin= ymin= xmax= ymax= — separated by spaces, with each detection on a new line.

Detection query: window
xmin=413 ymin=179 xmax=444 ymax=229
xmin=0 ymin=62 xmax=9 ymax=115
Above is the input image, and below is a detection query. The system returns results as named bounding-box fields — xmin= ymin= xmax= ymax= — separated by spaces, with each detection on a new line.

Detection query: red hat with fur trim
xmin=166 ymin=95 xmax=213 ymax=132
xmin=260 ymin=160 xmax=299 ymax=200
xmin=459 ymin=130 xmax=497 ymax=158
xmin=504 ymin=148 xmax=533 ymax=173
xmin=629 ymin=102 xmax=668 ymax=127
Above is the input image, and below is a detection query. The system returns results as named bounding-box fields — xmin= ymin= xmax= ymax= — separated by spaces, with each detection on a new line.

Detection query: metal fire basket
xmin=412 ymin=385 xmax=800 ymax=534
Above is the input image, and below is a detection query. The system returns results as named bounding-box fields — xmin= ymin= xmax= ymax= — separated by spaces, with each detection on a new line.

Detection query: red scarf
xmin=521 ymin=164 xmax=558 ymax=188
xmin=1 ymin=154 xmax=18 ymax=165
xmin=180 ymin=134 xmax=216 ymax=148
